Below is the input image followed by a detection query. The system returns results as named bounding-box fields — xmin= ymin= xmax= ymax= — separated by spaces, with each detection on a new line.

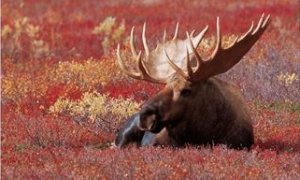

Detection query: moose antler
xmin=117 ymin=21 xmax=209 ymax=83
xmin=117 ymin=23 xmax=167 ymax=84
xmin=116 ymin=14 xmax=271 ymax=83
xmin=185 ymin=13 xmax=271 ymax=81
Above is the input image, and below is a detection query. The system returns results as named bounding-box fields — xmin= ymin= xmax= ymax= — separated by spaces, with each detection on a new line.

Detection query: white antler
xmin=116 ymin=14 xmax=271 ymax=83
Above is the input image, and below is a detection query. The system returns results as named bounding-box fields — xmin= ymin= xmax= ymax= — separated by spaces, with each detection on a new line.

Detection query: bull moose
xmin=114 ymin=14 xmax=271 ymax=149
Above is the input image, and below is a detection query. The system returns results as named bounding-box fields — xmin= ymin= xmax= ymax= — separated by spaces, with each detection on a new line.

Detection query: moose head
xmin=116 ymin=14 xmax=271 ymax=149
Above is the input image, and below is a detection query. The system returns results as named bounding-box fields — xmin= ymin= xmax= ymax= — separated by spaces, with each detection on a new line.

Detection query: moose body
xmin=115 ymin=77 xmax=253 ymax=149
xmin=115 ymin=14 xmax=270 ymax=149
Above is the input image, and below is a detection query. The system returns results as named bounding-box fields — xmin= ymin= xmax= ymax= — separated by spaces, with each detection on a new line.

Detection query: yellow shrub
xmin=1 ymin=25 xmax=13 ymax=38
xmin=277 ymin=72 xmax=299 ymax=86
xmin=2 ymin=74 xmax=31 ymax=100
xmin=49 ymin=92 xmax=140 ymax=122
xmin=112 ymin=20 xmax=126 ymax=42
xmin=92 ymin=16 xmax=116 ymax=36
xmin=48 ymin=98 xmax=76 ymax=115
xmin=2 ymin=56 xmax=126 ymax=103
xmin=52 ymin=57 xmax=124 ymax=90
xmin=110 ymin=97 xmax=140 ymax=118
xmin=2 ymin=60 xmax=53 ymax=101
xmin=2 ymin=16 xmax=50 ymax=60
xmin=92 ymin=16 xmax=126 ymax=56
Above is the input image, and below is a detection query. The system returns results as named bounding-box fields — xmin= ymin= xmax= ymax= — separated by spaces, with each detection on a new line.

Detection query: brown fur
xmin=139 ymin=76 xmax=253 ymax=149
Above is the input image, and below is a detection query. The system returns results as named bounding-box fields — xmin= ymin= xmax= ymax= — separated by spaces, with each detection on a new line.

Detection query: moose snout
xmin=139 ymin=104 xmax=165 ymax=133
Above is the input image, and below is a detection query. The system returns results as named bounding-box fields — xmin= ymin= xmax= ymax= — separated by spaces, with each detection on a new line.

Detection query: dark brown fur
xmin=139 ymin=76 xmax=254 ymax=149
xmin=115 ymin=76 xmax=253 ymax=149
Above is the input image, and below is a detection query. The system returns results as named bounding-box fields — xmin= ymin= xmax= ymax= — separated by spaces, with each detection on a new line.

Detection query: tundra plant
xmin=93 ymin=16 xmax=126 ymax=56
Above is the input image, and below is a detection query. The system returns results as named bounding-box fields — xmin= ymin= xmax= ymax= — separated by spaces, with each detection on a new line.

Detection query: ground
xmin=1 ymin=0 xmax=300 ymax=179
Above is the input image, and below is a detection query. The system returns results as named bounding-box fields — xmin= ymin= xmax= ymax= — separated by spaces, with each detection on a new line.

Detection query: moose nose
xmin=140 ymin=104 xmax=157 ymax=116
xmin=139 ymin=103 xmax=166 ymax=133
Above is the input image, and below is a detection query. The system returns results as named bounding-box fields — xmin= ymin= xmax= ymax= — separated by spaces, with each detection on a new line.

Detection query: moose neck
xmin=164 ymin=77 xmax=249 ymax=146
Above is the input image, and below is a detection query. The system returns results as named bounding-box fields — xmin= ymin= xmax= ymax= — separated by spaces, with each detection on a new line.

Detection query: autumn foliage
xmin=1 ymin=0 xmax=300 ymax=179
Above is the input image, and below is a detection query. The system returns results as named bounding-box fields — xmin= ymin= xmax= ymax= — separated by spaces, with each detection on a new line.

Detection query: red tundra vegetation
xmin=1 ymin=0 xmax=299 ymax=179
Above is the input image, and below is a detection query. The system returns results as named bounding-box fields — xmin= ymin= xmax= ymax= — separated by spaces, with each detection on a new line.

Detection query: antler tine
xmin=130 ymin=26 xmax=138 ymax=58
xmin=164 ymin=49 xmax=188 ymax=79
xmin=136 ymin=51 xmax=163 ymax=83
xmin=185 ymin=46 xmax=193 ymax=78
xmin=210 ymin=17 xmax=221 ymax=60
xmin=117 ymin=43 xmax=165 ymax=84
xmin=237 ymin=21 xmax=254 ymax=42
xmin=172 ymin=22 xmax=179 ymax=40
xmin=262 ymin=14 xmax=271 ymax=28
xmin=162 ymin=29 xmax=167 ymax=43
xmin=253 ymin=13 xmax=265 ymax=34
xmin=186 ymin=31 xmax=204 ymax=70
xmin=227 ymin=36 xmax=239 ymax=49
xmin=116 ymin=44 xmax=140 ymax=79
xmin=136 ymin=51 xmax=142 ymax=63
xmin=142 ymin=22 xmax=150 ymax=57
xmin=194 ymin=25 xmax=209 ymax=47
xmin=190 ymin=30 xmax=195 ymax=37
xmin=136 ymin=51 xmax=149 ymax=78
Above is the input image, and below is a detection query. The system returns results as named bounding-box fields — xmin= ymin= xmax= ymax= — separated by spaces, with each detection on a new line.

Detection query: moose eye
xmin=180 ymin=89 xmax=192 ymax=97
